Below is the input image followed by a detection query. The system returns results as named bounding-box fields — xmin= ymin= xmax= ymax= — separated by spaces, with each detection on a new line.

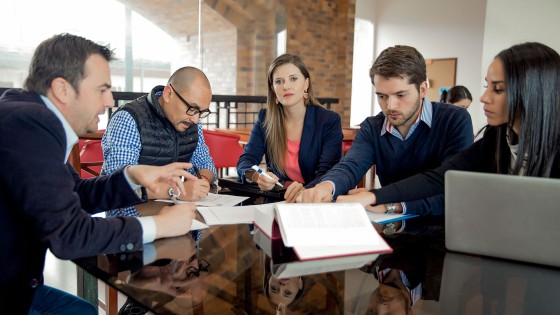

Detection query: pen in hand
xmin=171 ymin=175 xmax=185 ymax=205
xmin=251 ymin=165 xmax=284 ymax=187
xmin=192 ymin=165 xmax=202 ymax=179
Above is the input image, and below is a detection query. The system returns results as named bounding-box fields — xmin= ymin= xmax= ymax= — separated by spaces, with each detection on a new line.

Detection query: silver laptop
xmin=445 ymin=170 xmax=560 ymax=267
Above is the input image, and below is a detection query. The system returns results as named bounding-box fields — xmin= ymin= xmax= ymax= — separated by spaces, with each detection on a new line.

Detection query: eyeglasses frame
xmin=168 ymin=84 xmax=211 ymax=118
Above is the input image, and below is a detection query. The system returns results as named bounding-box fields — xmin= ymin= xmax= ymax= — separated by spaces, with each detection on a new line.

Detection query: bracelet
xmin=252 ymin=171 xmax=260 ymax=183
xmin=200 ymin=174 xmax=211 ymax=184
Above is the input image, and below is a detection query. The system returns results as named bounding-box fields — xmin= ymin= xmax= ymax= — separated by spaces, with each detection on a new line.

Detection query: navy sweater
xmin=321 ymin=102 xmax=473 ymax=215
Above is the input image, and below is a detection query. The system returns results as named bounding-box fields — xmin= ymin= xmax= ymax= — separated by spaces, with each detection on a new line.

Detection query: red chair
xmin=79 ymin=130 xmax=105 ymax=178
xmin=203 ymin=129 xmax=244 ymax=178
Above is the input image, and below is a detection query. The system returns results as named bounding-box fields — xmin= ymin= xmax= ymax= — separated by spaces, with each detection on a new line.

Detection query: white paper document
xmin=155 ymin=193 xmax=248 ymax=207
xmin=190 ymin=219 xmax=209 ymax=230
xmin=272 ymin=203 xmax=393 ymax=261
xmin=197 ymin=203 xmax=278 ymax=226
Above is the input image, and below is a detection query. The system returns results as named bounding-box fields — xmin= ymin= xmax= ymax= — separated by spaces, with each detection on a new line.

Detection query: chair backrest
xmin=202 ymin=129 xmax=244 ymax=176
xmin=80 ymin=138 xmax=104 ymax=178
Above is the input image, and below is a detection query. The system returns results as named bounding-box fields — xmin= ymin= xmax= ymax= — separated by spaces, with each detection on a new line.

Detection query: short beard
xmin=386 ymin=96 xmax=422 ymax=127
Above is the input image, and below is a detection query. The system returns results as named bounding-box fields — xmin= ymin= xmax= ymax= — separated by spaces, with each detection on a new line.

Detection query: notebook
xmin=444 ymin=170 xmax=560 ymax=268
xmin=218 ymin=178 xmax=286 ymax=200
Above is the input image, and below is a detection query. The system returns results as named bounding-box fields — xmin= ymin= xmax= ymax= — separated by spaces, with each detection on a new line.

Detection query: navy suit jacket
xmin=0 ymin=89 xmax=148 ymax=313
xmin=237 ymin=105 xmax=343 ymax=188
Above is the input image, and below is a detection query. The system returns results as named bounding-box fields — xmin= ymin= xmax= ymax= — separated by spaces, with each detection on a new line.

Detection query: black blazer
xmin=0 ymin=89 xmax=147 ymax=313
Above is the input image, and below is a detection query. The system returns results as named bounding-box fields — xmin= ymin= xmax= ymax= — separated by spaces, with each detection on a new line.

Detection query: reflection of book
xmin=254 ymin=203 xmax=392 ymax=261
xmin=254 ymin=229 xmax=379 ymax=278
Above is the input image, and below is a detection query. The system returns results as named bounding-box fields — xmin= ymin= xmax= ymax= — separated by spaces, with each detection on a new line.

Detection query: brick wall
xmin=285 ymin=0 xmax=355 ymax=126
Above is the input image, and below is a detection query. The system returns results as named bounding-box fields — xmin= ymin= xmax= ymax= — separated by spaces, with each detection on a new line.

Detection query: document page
xmin=155 ymin=193 xmax=248 ymax=207
xmin=197 ymin=205 xmax=256 ymax=225
xmin=275 ymin=203 xmax=380 ymax=247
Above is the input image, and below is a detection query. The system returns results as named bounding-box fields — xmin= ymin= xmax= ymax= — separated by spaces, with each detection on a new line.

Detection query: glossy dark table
xmin=74 ymin=212 xmax=560 ymax=314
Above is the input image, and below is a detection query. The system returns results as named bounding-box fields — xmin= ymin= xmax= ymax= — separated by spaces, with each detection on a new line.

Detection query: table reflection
xmin=73 ymin=214 xmax=560 ymax=314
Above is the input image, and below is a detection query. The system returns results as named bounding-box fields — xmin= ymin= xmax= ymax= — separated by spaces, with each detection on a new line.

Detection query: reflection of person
xmin=363 ymin=232 xmax=445 ymax=315
xmin=117 ymin=234 xmax=209 ymax=314
xmin=237 ymin=54 xmax=343 ymax=202
xmin=102 ymin=66 xmax=217 ymax=217
xmin=361 ymin=42 xmax=560 ymax=207
xmin=261 ymin=253 xmax=306 ymax=312
xmin=297 ymin=45 xmax=473 ymax=216
xmin=0 ymin=33 xmax=197 ymax=314
xmin=440 ymin=85 xmax=473 ymax=108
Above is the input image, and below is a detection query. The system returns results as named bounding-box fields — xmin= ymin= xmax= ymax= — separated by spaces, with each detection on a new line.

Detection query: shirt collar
xmin=380 ymin=97 xmax=433 ymax=136
xmin=40 ymin=95 xmax=79 ymax=162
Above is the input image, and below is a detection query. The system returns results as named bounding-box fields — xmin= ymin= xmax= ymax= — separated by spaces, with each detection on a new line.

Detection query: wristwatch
xmin=385 ymin=203 xmax=398 ymax=214
xmin=383 ymin=222 xmax=397 ymax=235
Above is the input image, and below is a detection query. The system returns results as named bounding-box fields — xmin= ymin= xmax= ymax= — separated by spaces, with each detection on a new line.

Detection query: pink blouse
xmin=284 ymin=139 xmax=305 ymax=183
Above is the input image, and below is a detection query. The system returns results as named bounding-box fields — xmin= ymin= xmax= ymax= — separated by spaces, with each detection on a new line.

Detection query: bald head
xmin=167 ymin=66 xmax=212 ymax=94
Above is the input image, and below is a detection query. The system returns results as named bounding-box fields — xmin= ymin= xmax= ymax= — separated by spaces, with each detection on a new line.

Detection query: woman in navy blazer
xmin=237 ymin=54 xmax=343 ymax=202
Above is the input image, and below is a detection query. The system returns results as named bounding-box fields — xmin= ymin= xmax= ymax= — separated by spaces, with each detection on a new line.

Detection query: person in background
xmin=102 ymin=66 xmax=217 ymax=217
xmin=440 ymin=85 xmax=473 ymax=109
xmin=0 ymin=33 xmax=197 ymax=315
xmin=341 ymin=42 xmax=560 ymax=208
xmin=237 ymin=54 xmax=343 ymax=202
xmin=297 ymin=45 xmax=473 ymax=217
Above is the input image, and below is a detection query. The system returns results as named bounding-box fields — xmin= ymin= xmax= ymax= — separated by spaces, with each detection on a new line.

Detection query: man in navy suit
xmin=0 ymin=33 xmax=198 ymax=314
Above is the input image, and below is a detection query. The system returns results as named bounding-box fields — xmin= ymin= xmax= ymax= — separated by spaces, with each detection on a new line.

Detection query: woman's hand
xmin=256 ymin=171 xmax=280 ymax=191
xmin=284 ymin=182 xmax=305 ymax=203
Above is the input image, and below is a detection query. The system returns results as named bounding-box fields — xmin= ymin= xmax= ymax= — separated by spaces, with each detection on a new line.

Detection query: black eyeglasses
xmin=169 ymin=84 xmax=211 ymax=118
xmin=185 ymin=259 xmax=210 ymax=277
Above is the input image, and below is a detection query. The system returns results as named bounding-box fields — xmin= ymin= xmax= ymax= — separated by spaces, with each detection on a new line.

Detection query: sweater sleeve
xmin=320 ymin=117 xmax=377 ymax=196
xmin=374 ymin=127 xmax=497 ymax=205
xmin=398 ymin=106 xmax=474 ymax=215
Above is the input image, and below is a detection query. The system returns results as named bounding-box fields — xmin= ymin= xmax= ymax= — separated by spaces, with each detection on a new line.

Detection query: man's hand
xmin=296 ymin=182 xmax=334 ymax=203
xmin=182 ymin=178 xmax=210 ymax=201
xmin=153 ymin=203 xmax=196 ymax=239
xmin=284 ymin=182 xmax=305 ymax=203
xmin=336 ymin=190 xmax=377 ymax=209
xmin=127 ymin=163 xmax=197 ymax=197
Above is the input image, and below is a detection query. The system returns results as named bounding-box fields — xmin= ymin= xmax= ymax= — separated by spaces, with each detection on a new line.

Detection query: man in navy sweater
xmin=0 ymin=33 xmax=198 ymax=314
xmin=298 ymin=45 xmax=473 ymax=217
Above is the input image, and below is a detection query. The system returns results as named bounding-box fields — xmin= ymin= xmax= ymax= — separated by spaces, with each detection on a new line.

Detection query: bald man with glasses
xmin=102 ymin=66 xmax=217 ymax=218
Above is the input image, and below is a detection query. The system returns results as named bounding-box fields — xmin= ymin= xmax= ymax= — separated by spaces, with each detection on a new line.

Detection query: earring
xmin=275 ymin=98 xmax=279 ymax=104
xmin=304 ymin=91 xmax=309 ymax=99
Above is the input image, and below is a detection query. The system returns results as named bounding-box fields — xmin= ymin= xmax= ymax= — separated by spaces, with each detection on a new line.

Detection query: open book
xmin=254 ymin=229 xmax=379 ymax=278
xmin=254 ymin=203 xmax=392 ymax=261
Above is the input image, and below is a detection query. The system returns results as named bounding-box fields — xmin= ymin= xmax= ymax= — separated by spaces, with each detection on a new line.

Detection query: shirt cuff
xmin=124 ymin=166 xmax=143 ymax=198
xmin=401 ymin=202 xmax=407 ymax=214
xmin=137 ymin=216 xmax=156 ymax=244
xmin=324 ymin=180 xmax=336 ymax=197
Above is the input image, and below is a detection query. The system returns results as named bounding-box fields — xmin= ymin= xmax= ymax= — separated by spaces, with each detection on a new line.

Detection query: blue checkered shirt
xmin=102 ymin=109 xmax=217 ymax=217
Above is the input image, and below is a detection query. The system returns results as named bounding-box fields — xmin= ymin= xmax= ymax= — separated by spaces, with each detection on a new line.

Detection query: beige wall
xmin=362 ymin=0 xmax=560 ymax=132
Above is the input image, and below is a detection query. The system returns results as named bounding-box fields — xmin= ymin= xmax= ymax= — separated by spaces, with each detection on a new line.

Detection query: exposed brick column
xmin=285 ymin=0 xmax=355 ymax=126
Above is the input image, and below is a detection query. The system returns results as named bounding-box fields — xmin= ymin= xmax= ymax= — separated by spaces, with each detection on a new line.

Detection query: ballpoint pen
xmin=192 ymin=165 xmax=202 ymax=179
xmin=251 ymin=165 xmax=284 ymax=187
